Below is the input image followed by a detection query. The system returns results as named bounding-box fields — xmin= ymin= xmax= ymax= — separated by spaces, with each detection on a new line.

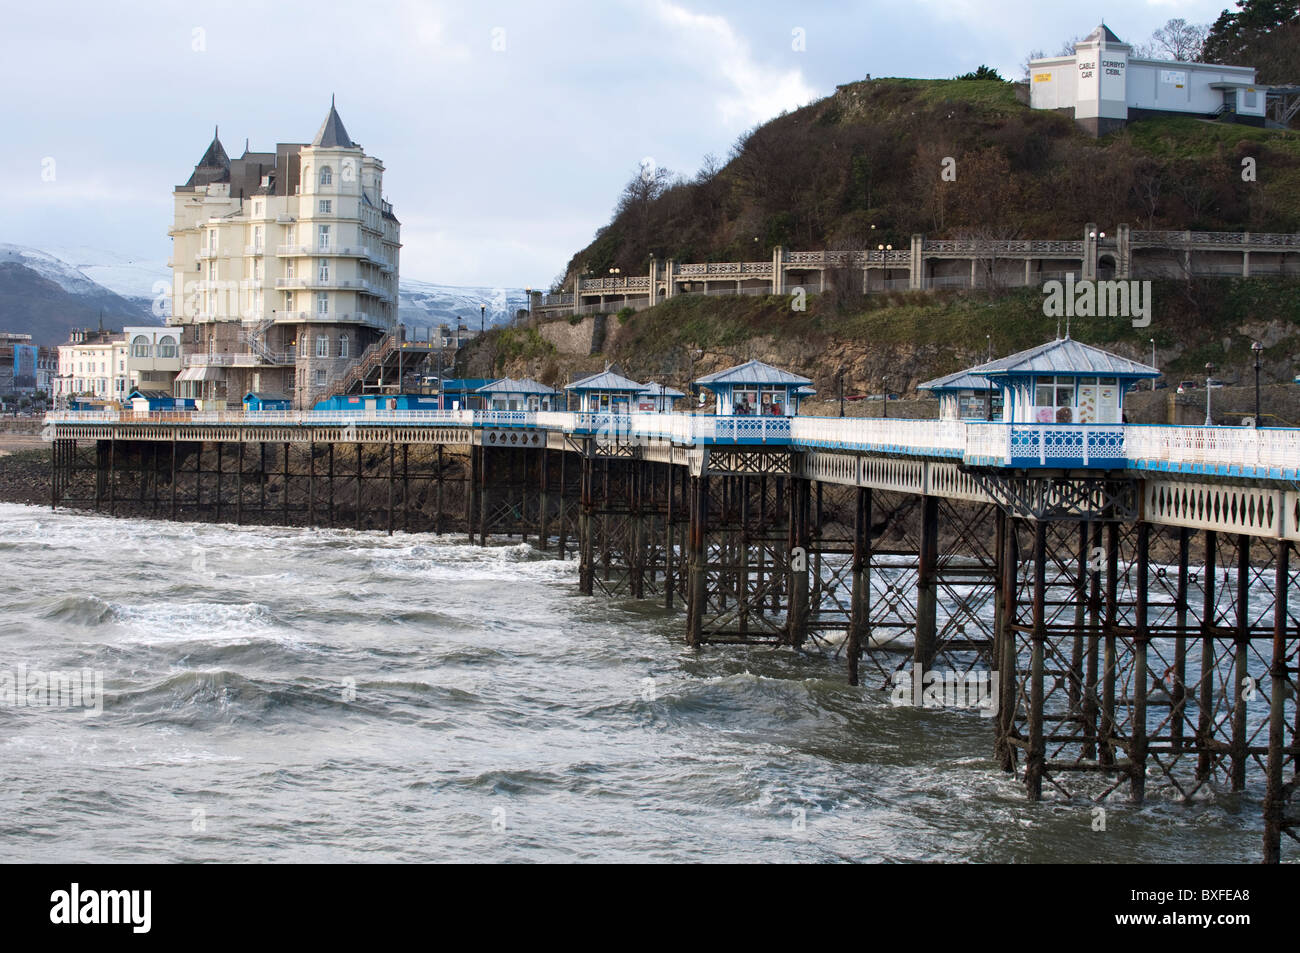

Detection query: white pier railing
xmin=791 ymin=416 xmax=967 ymax=457
xmin=1125 ymin=425 xmax=1300 ymax=479
xmin=41 ymin=410 xmax=1300 ymax=479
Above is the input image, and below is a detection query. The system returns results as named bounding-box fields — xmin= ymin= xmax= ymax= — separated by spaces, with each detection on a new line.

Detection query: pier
xmin=43 ymin=405 xmax=1300 ymax=862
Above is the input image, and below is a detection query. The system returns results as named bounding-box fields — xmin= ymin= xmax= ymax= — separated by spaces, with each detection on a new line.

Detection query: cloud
xmin=651 ymin=0 xmax=816 ymax=126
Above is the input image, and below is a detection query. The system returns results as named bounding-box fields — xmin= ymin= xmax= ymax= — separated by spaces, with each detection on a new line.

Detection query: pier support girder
xmin=996 ymin=516 xmax=1298 ymax=862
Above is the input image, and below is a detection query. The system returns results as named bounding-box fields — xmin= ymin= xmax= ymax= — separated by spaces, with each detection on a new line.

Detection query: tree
xmin=954 ymin=65 xmax=1006 ymax=82
xmin=1203 ymin=0 xmax=1299 ymax=65
xmin=1130 ymin=158 xmax=1165 ymax=231
xmin=1020 ymin=49 xmax=1046 ymax=81
xmin=1143 ymin=18 xmax=1209 ymax=62
xmin=1057 ymin=35 xmax=1084 ymax=56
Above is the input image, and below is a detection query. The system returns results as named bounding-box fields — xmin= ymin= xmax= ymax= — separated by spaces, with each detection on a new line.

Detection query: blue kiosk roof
xmin=695 ymin=360 xmax=812 ymax=387
xmin=476 ymin=377 xmax=559 ymax=395
xmin=965 ymin=337 xmax=1158 ymax=380
xmin=567 ymin=370 xmax=645 ymax=392
xmin=639 ymin=382 xmax=685 ymax=398
xmin=918 ymin=369 xmax=995 ymax=393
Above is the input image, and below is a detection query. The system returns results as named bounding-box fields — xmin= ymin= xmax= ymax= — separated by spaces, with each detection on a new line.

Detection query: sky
xmin=0 ymin=0 xmax=1232 ymax=288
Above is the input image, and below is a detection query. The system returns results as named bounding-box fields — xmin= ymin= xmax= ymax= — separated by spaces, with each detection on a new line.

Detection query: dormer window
xmin=320 ymin=166 xmax=333 ymax=186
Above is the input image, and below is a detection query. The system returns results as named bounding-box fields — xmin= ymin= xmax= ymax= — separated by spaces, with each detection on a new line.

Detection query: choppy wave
xmin=0 ymin=503 xmax=1267 ymax=863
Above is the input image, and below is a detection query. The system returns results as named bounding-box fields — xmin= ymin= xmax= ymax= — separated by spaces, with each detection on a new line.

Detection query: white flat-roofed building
xmin=1029 ymin=24 xmax=1266 ymax=136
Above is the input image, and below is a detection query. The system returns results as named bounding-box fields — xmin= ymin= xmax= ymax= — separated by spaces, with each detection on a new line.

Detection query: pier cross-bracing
xmin=45 ymin=407 xmax=1300 ymax=861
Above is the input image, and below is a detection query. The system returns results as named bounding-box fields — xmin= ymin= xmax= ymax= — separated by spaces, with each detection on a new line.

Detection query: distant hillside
xmin=0 ymin=246 xmax=158 ymax=345
xmin=562 ymin=77 xmax=1300 ymax=286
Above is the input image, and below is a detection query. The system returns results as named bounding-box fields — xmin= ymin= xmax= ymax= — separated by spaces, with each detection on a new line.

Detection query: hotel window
xmin=253 ymin=225 xmax=263 ymax=249
xmin=208 ymin=262 xmax=216 ymax=281
xmin=158 ymin=336 xmax=177 ymax=358
xmin=254 ymin=201 xmax=263 ymax=217
xmin=319 ymin=200 xmax=331 ymax=214
xmin=285 ymin=292 xmax=294 ymax=312
xmin=338 ymin=334 xmax=349 ymax=358
xmin=318 ymin=258 xmax=329 ymax=282
xmin=317 ymin=294 xmax=328 ymax=315
xmin=286 ymin=260 xmax=296 ymax=278
xmin=315 ymin=369 xmax=328 ymax=387
xmin=320 ymin=166 xmax=332 ymax=186
xmin=132 ymin=335 xmax=150 ymax=358
xmin=318 ymin=225 xmax=330 ymax=250
xmin=316 ymin=335 xmax=329 ymax=358
xmin=285 ymin=225 xmax=296 ymax=246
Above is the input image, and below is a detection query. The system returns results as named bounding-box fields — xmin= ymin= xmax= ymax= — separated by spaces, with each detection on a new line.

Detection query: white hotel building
xmin=1029 ymin=24 xmax=1267 ymax=136
xmin=168 ymin=101 xmax=400 ymax=408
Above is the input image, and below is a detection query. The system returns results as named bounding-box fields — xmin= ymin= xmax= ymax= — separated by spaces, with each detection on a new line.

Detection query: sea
xmin=0 ymin=503 xmax=1268 ymax=862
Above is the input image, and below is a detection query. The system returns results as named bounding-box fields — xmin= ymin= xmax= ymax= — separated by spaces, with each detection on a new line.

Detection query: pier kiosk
xmin=936 ymin=337 xmax=1157 ymax=424
xmin=637 ymin=383 xmax=685 ymax=412
xmin=242 ymin=392 xmax=292 ymax=412
xmin=566 ymin=370 xmax=646 ymax=413
xmin=919 ymin=370 xmax=999 ymax=420
xmin=694 ymin=360 xmax=812 ymax=416
xmin=476 ymin=378 xmax=560 ymax=412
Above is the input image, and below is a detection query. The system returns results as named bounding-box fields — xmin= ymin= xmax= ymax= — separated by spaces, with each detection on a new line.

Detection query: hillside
xmin=561 ymin=77 xmax=1300 ymax=286
xmin=463 ymin=276 xmax=1300 ymax=423
xmin=0 ymin=247 xmax=158 ymax=344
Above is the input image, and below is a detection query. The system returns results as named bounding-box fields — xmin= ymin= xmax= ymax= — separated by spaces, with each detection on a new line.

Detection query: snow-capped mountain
xmin=32 ymin=243 xmax=171 ymax=302
xmin=0 ymin=245 xmax=159 ymax=344
xmin=399 ymin=279 xmax=529 ymax=333
xmin=0 ymin=244 xmax=529 ymax=342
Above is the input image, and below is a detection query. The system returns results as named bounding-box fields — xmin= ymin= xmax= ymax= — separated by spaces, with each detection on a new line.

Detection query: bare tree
xmin=1130 ymin=159 xmax=1164 ymax=231
xmin=695 ymin=152 xmax=722 ymax=185
xmin=1056 ymin=35 xmax=1083 ymax=56
xmin=1020 ymin=49 xmax=1046 ymax=80
xmin=1144 ymin=18 xmax=1208 ymax=62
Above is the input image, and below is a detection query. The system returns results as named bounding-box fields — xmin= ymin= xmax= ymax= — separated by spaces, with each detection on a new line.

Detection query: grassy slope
xmin=474 ymin=277 xmax=1300 ymax=397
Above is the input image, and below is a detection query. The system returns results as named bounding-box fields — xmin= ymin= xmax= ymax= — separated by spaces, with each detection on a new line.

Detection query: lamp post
xmin=1204 ymin=361 xmax=1215 ymax=426
xmin=480 ymin=304 xmax=485 ymax=335
xmin=838 ymin=370 xmax=844 ymax=418
xmin=986 ymin=334 xmax=991 ymax=362
xmin=1252 ymin=341 xmax=1263 ymax=426
xmin=1150 ymin=337 xmax=1157 ymax=389
xmin=882 ymin=376 xmax=889 ymax=419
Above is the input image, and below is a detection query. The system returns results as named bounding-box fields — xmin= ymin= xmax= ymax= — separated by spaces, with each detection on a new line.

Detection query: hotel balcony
xmin=275 ymin=244 xmax=370 ymax=258
xmin=185 ymin=351 xmax=295 ymax=367
xmin=275 ymin=278 xmax=392 ymax=300
xmin=272 ymin=311 xmax=393 ymax=330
